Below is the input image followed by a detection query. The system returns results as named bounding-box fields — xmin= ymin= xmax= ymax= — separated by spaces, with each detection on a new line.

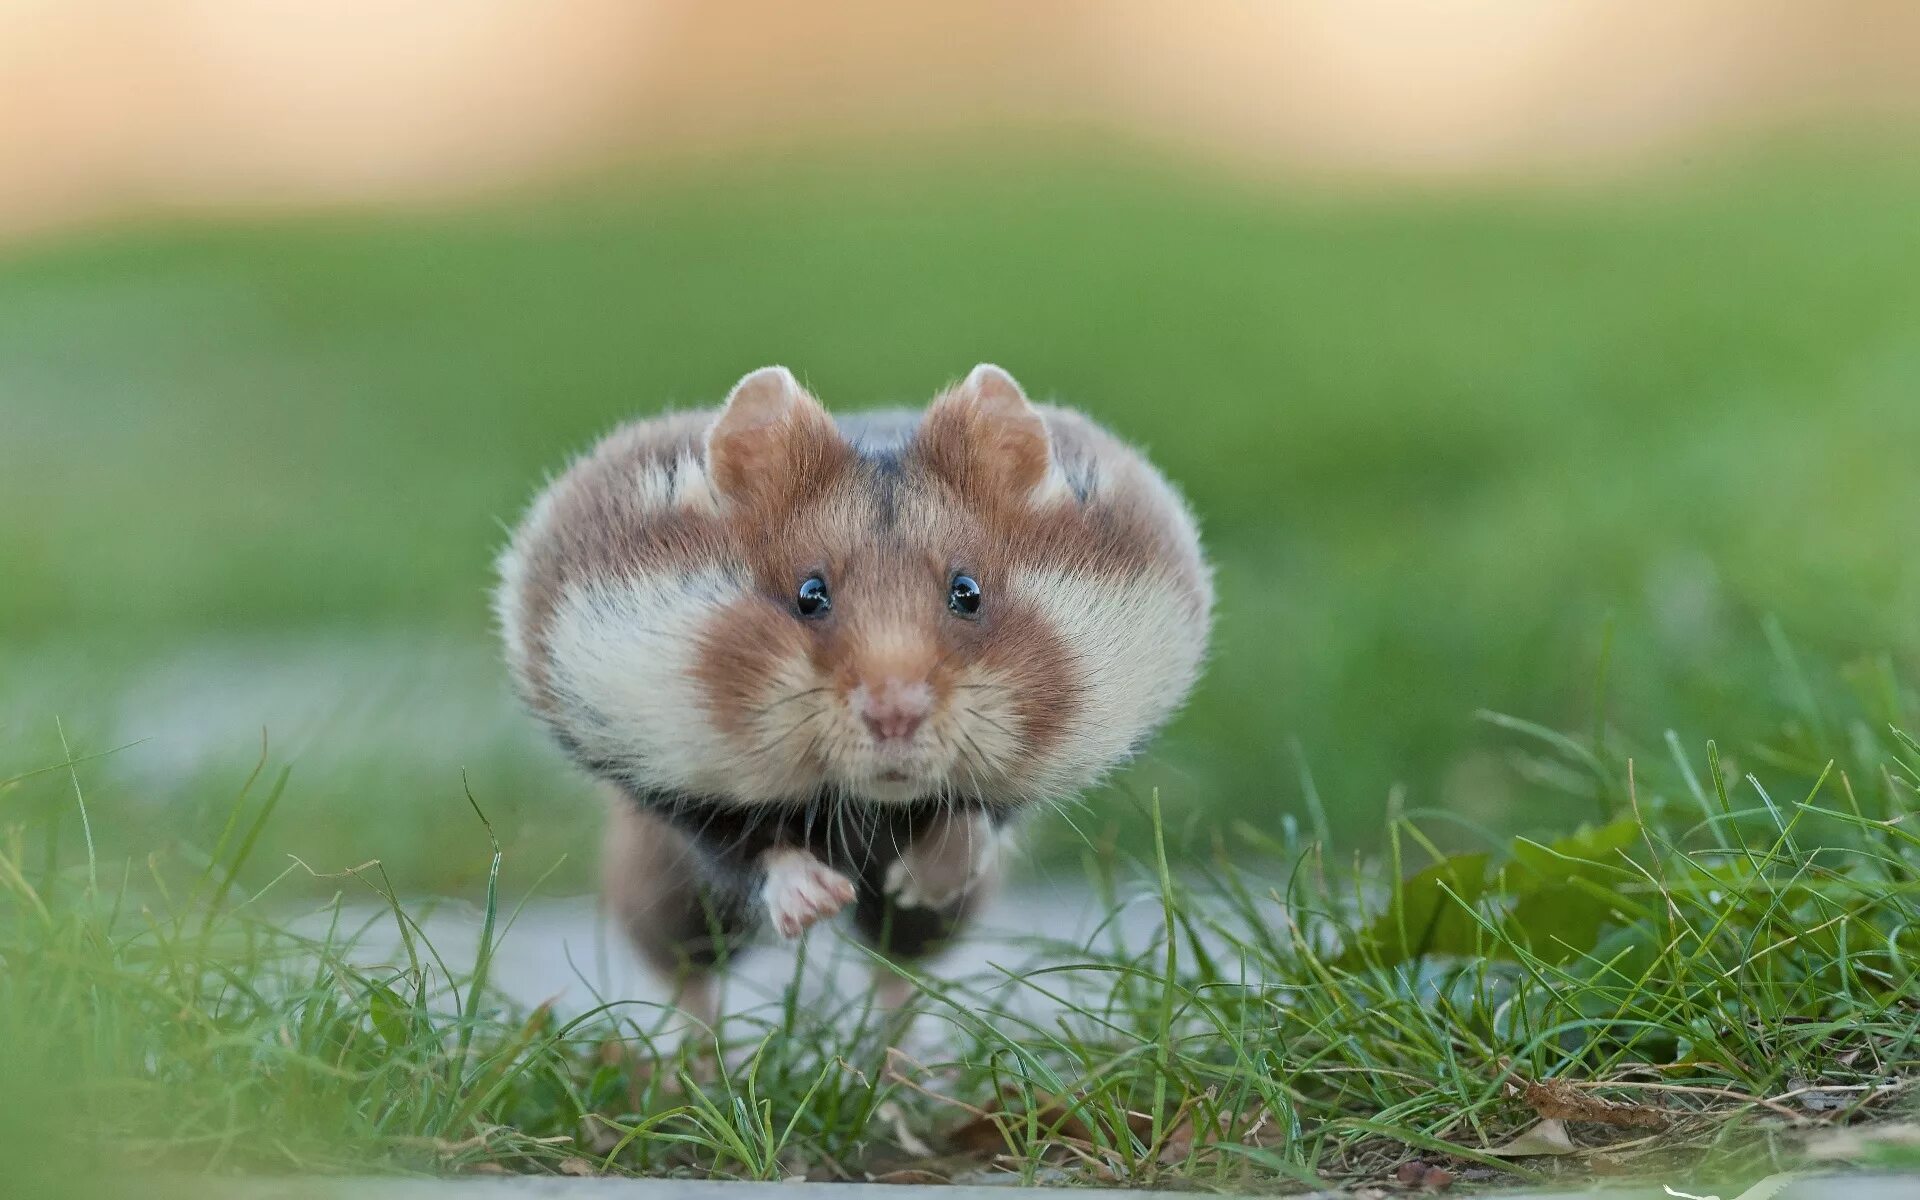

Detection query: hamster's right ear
xmin=918 ymin=364 xmax=1067 ymax=508
xmin=706 ymin=366 xmax=846 ymax=509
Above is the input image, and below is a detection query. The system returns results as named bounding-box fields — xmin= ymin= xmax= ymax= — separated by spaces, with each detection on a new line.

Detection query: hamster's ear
xmin=706 ymin=366 xmax=846 ymax=509
xmin=919 ymin=364 xmax=1064 ymax=506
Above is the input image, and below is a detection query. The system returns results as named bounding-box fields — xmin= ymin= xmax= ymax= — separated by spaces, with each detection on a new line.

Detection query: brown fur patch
xmin=916 ymin=370 xmax=1054 ymax=506
xmin=691 ymin=593 xmax=811 ymax=740
xmin=707 ymin=368 xmax=853 ymax=514
xmin=971 ymin=593 xmax=1081 ymax=771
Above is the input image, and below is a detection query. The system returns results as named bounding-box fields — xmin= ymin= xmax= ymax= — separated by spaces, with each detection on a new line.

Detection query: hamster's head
xmin=503 ymin=364 xmax=1212 ymax=809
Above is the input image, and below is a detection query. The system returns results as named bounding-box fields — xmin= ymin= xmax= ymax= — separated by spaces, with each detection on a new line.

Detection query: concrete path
xmin=294 ymin=878 xmax=1242 ymax=1028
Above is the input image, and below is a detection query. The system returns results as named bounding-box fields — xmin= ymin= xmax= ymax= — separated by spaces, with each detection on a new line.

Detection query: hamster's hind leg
xmin=600 ymin=799 xmax=753 ymax=1029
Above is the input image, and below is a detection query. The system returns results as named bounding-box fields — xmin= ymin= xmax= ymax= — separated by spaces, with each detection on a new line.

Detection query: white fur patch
xmin=1009 ymin=565 xmax=1209 ymax=798
xmin=492 ymin=484 xmax=562 ymax=681
xmin=495 ymin=420 xmax=723 ymax=687
xmin=1028 ymin=459 xmax=1074 ymax=509
xmin=540 ymin=566 xmax=746 ymax=796
xmin=631 ymin=447 xmax=721 ymax=516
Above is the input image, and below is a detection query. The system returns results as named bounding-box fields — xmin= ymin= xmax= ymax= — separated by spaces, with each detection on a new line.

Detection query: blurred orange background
xmin=6 ymin=0 xmax=1919 ymax=239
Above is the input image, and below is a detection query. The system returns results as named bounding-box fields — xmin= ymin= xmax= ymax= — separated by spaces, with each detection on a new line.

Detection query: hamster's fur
xmin=495 ymin=365 xmax=1211 ymax=1006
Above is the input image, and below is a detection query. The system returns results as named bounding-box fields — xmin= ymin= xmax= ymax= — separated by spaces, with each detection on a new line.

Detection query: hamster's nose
xmin=858 ymin=679 xmax=931 ymax=743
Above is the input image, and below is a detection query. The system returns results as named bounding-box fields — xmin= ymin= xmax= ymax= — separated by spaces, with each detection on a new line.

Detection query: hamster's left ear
xmin=919 ymin=364 xmax=1065 ymax=506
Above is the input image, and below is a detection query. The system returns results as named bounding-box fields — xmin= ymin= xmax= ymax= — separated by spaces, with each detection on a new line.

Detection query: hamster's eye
xmin=795 ymin=576 xmax=831 ymax=618
xmin=948 ymin=574 xmax=983 ymax=618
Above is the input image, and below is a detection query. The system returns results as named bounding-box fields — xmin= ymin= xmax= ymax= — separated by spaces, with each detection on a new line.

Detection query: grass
xmin=4 ymin=134 xmax=1920 ymax=890
xmin=7 ymin=653 xmax=1920 ymax=1194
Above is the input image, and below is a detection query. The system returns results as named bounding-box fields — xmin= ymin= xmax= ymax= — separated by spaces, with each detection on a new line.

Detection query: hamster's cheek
xmin=693 ymin=597 xmax=814 ymax=732
xmin=964 ymin=594 xmax=1083 ymax=785
xmin=1004 ymin=565 xmax=1208 ymax=796
xmin=692 ymin=594 xmax=831 ymax=795
xmin=539 ymin=568 xmax=745 ymax=795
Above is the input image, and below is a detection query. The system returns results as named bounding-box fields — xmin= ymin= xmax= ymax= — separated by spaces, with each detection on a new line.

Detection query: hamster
xmin=494 ymin=364 xmax=1211 ymax=1013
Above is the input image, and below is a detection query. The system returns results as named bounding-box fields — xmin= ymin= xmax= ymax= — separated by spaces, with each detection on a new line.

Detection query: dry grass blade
xmin=1525 ymin=1078 xmax=1669 ymax=1130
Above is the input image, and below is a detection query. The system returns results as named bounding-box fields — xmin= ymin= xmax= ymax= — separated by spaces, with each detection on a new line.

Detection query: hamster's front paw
xmin=762 ymin=847 xmax=856 ymax=938
xmin=884 ymin=815 xmax=997 ymax=910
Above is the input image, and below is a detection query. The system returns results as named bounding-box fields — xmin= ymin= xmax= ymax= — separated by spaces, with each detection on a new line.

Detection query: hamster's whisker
xmin=748 ymin=708 xmax=825 ymax=757
xmin=938 ymin=796 xmax=964 ymax=852
xmin=835 ymin=792 xmax=861 ymax=873
xmin=953 ymin=725 xmax=987 ymax=768
xmin=748 ymin=686 xmax=829 ymax=718
xmin=765 ymin=706 xmax=827 ymax=746
xmin=682 ymin=799 xmax=734 ymax=857
xmin=860 ymin=803 xmax=883 ymax=875
xmin=798 ymin=728 xmax=829 ymax=773
xmin=963 ymin=706 xmax=1017 ymax=740
xmin=955 ymin=728 xmax=999 ymax=792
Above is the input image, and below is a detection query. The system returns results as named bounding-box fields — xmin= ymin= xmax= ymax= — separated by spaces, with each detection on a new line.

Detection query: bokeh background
xmin=4 ymin=0 xmax=1919 ymax=892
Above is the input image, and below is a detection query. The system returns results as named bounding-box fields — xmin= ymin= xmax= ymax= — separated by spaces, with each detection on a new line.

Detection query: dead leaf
xmin=556 ymin=1157 xmax=595 ymax=1177
xmin=1484 ymin=1119 xmax=1578 ymax=1157
xmin=1394 ymin=1159 xmax=1454 ymax=1186
xmin=1524 ymin=1078 xmax=1667 ymax=1129
xmin=948 ymin=1110 xmax=1020 ymax=1157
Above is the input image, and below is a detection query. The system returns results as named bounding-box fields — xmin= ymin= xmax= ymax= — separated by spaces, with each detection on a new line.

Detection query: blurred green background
xmin=6 ymin=136 xmax=1919 ymax=891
